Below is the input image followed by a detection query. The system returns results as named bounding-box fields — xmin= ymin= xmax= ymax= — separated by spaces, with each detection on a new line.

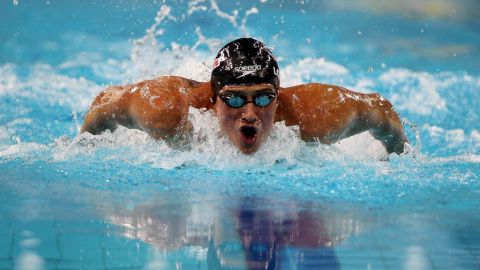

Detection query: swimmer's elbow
xmin=366 ymin=94 xmax=408 ymax=154
xmin=81 ymin=121 xmax=117 ymax=135
xmin=80 ymin=119 xmax=100 ymax=135
xmin=80 ymin=110 xmax=117 ymax=135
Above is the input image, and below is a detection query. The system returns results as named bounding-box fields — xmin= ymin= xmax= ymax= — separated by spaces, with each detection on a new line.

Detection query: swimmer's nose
xmin=241 ymin=103 xmax=258 ymax=123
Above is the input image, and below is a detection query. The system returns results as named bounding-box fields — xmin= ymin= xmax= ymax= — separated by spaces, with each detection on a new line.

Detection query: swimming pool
xmin=1 ymin=0 xmax=479 ymax=269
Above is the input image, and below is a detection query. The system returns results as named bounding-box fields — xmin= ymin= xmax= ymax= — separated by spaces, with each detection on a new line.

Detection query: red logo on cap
xmin=213 ymin=58 xmax=220 ymax=69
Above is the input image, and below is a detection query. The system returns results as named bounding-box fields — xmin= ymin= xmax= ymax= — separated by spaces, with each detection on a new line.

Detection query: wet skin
xmin=214 ymin=84 xmax=277 ymax=154
xmin=81 ymin=76 xmax=408 ymax=154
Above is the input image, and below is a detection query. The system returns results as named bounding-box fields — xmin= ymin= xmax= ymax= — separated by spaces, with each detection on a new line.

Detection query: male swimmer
xmin=81 ymin=38 xmax=408 ymax=155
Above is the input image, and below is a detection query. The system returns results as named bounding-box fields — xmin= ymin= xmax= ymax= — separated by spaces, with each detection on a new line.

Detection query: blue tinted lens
xmin=220 ymin=92 xmax=275 ymax=108
xmin=254 ymin=94 xmax=275 ymax=107
xmin=227 ymin=95 xmax=246 ymax=108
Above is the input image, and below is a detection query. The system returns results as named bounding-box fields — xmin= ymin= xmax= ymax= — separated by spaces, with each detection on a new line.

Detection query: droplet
xmin=368 ymin=67 xmax=374 ymax=72
xmin=13 ymin=0 xmax=19 ymax=5
xmin=357 ymin=31 xmax=362 ymax=35
xmin=305 ymin=38 xmax=311 ymax=44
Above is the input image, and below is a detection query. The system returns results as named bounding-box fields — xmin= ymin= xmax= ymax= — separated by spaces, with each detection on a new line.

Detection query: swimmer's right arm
xmin=81 ymin=86 xmax=129 ymax=134
xmin=81 ymin=77 xmax=197 ymax=143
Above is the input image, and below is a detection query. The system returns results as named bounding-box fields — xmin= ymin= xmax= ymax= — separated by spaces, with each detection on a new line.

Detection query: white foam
xmin=423 ymin=124 xmax=480 ymax=149
xmin=0 ymin=142 xmax=47 ymax=159
xmin=472 ymin=130 xmax=480 ymax=147
xmin=128 ymin=41 xmax=212 ymax=82
xmin=431 ymin=154 xmax=480 ymax=164
xmin=0 ymin=64 xmax=22 ymax=96
xmin=29 ymin=64 xmax=101 ymax=109
xmin=0 ymin=63 xmax=101 ymax=112
xmin=334 ymin=131 xmax=389 ymax=161
xmin=379 ymin=68 xmax=447 ymax=115
xmin=58 ymin=51 xmax=103 ymax=69
xmin=0 ymin=126 xmax=11 ymax=142
xmin=281 ymin=57 xmax=349 ymax=86
xmin=444 ymin=129 xmax=466 ymax=145
xmin=52 ymin=127 xmax=163 ymax=161
xmin=347 ymin=78 xmax=375 ymax=93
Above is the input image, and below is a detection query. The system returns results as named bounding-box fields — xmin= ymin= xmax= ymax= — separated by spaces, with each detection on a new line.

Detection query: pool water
xmin=1 ymin=1 xmax=480 ymax=269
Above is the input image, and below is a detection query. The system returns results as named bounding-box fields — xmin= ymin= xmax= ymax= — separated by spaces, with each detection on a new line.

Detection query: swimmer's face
xmin=215 ymin=84 xmax=278 ymax=154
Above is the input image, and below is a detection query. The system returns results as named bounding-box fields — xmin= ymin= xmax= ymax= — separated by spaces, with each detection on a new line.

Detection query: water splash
xmin=379 ymin=68 xmax=447 ymax=115
xmin=130 ymin=5 xmax=176 ymax=78
xmin=281 ymin=58 xmax=349 ymax=86
xmin=402 ymin=117 xmax=422 ymax=153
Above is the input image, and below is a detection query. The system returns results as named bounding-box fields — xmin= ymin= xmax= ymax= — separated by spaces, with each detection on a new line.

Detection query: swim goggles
xmin=218 ymin=92 xmax=277 ymax=108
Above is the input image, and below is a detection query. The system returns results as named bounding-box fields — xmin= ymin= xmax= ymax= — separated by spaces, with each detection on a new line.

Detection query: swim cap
xmin=210 ymin=38 xmax=280 ymax=103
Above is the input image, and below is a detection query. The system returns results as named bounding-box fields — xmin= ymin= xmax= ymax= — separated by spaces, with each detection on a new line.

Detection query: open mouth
xmin=240 ymin=126 xmax=258 ymax=146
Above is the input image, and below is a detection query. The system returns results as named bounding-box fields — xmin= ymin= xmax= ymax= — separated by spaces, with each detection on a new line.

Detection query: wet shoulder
xmin=128 ymin=76 xmax=199 ymax=98
xmin=279 ymin=83 xmax=375 ymax=105
xmin=93 ymin=85 xmax=129 ymax=107
xmin=279 ymin=83 xmax=340 ymax=104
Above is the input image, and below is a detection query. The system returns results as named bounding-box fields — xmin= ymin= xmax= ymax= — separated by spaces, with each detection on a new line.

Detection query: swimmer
xmin=81 ymin=38 xmax=408 ymax=155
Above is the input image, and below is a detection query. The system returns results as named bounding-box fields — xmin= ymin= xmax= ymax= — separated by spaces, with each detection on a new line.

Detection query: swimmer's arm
xmin=335 ymin=91 xmax=408 ymax=154
xmin=81 ymin=78 xmax=194 ymax=145
xmin=81 ymin=88 xmax=190 ymax=143
xmin=81 ymin=87 xmax=128 ymax=134
xmin=277 ymin=84 xmax=408 ymax=154
xmin=81 ymin=108 xmax=115 ymax=135
xmin=363 ymin=95 xmax=408 ymax=154
xmin=125 ymin=81 xmax=192 ymax=144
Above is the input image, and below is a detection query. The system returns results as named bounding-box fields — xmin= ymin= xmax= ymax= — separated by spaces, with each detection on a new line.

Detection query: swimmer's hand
xmin=366 ymin=97 xmax=408 ymax=154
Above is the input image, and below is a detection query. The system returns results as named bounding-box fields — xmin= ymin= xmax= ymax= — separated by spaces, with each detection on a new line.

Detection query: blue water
xmin=1 ymin=1 xmax=480 ymax=269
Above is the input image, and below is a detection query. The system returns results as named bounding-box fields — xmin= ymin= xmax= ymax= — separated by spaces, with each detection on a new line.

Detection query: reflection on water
xmin=218 ymin=199 xmax=339 ymax=270
xmin=1 ymin=175 xmax=480 ymax=269
xmin=105 ymin=196 xmax=346 ymax=269
xmin=96 ymin=192 xmax=480 ymax=269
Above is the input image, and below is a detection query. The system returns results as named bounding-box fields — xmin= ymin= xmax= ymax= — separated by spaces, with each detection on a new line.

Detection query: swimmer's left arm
xmin=363 ymin=94 xmax=408 ymax=154
xmin=277 ymin=84 xmax=408 ymax=154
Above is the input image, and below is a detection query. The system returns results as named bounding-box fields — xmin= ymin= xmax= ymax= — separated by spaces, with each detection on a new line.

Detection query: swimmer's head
xmin=211 ymin=38 xmax=280 ymax=154
xmin=210 ymin=38 xmax=280 ymax=103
